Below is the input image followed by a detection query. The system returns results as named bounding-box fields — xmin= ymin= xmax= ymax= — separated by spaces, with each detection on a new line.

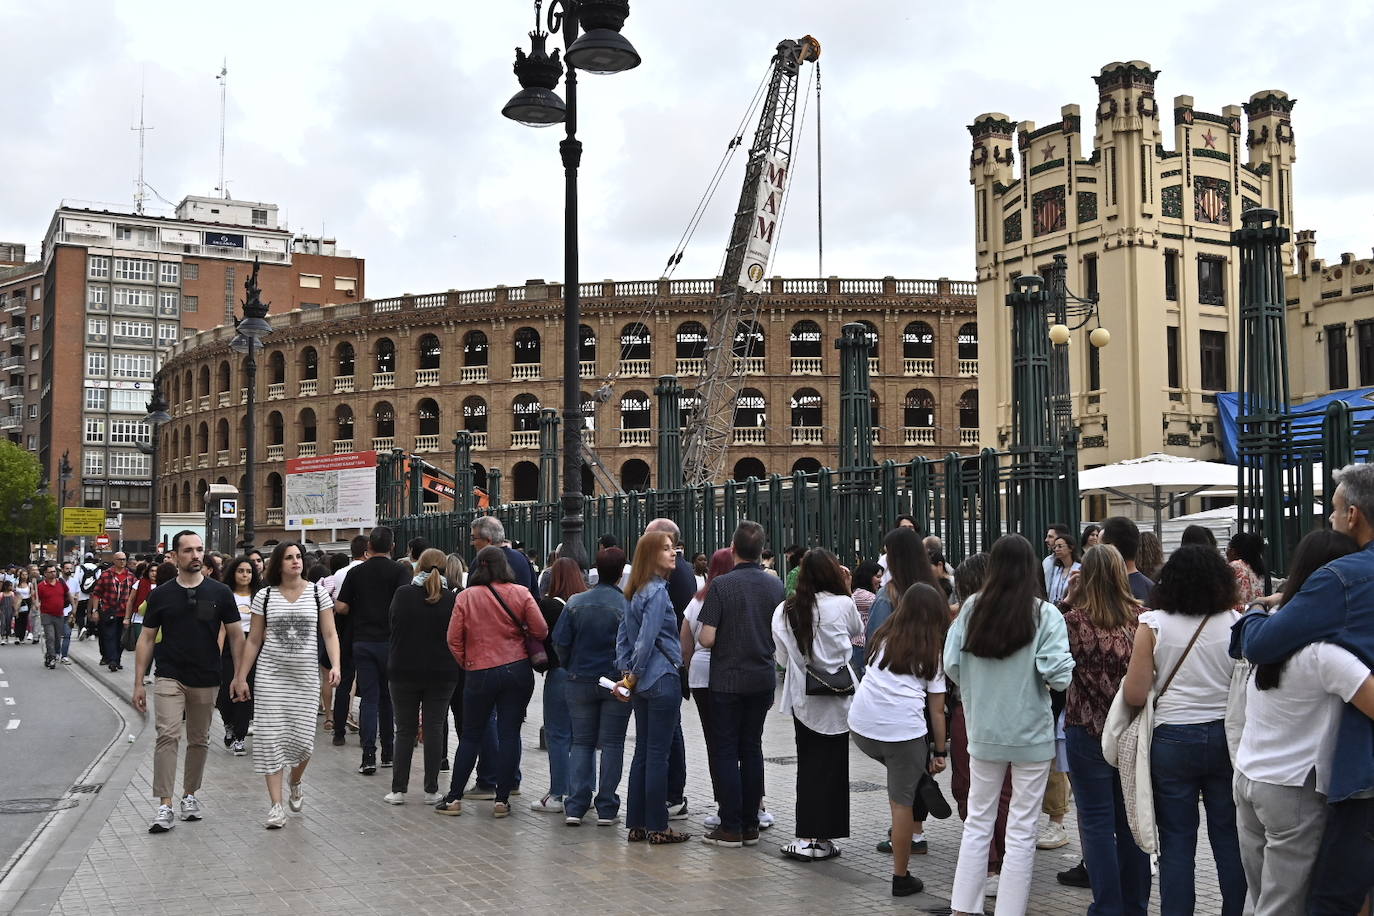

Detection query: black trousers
xmin=793 ymin=715 xmax=850 ymax=840
xmin=390 ymin=679 xmax=458 ymax=794
xmin=216 ymin=651 xmax=253 ymax=739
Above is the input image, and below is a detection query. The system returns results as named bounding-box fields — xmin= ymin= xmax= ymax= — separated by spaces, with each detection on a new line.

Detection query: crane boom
xmin=681 ymin=35 xmax=820 ymax=488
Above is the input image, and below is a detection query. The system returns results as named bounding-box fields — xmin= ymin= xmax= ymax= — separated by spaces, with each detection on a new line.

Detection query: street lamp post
xmin=230 ymin=258 xmax=273 ymax=550
xmin=142 ymin=376 xmax=172 ymax=553
xmin=503 ymin=0 xmax=640 ymax=570
xmin=58 ymin=450 xmax=72 ymax=559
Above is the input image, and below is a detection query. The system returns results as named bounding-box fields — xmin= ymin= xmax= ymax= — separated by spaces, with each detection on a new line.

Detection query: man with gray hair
xmin=470 ymin=516 xmax=537 ymax=595
xmin=1236 ymin=462 xmax=1374 ymax=913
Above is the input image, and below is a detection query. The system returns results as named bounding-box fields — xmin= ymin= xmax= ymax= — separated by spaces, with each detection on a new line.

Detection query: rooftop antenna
xmin=215 ymin=60 xmax=228 ymax=199
xmin=131 ymin=73 xmax=154 ymax=215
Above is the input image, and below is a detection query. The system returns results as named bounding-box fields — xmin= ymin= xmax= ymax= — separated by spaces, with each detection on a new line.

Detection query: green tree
xmin=0 ymin=441 xmax=49 ymax=563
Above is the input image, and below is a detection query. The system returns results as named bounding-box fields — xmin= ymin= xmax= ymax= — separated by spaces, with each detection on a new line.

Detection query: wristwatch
xmin=932 ymin=749 xmax=948 ymax=758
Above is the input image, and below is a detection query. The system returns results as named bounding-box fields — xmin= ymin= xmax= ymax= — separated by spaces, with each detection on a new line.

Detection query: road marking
xmin=0 ymin=680 xmax=7 ymax=687
xmin=3 ymin=697 xmax=13 ymax=706
xmin=5 ymin=719 xmax=17 ymax=729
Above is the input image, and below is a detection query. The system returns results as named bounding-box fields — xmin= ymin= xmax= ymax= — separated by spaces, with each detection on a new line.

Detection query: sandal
xmin=627 ymin=828 xmax=648 ymax=843
xmin=323 ymin=718 xmax=334 ymax=732
xmin=649 ymin=829 xmax=691 ymax=845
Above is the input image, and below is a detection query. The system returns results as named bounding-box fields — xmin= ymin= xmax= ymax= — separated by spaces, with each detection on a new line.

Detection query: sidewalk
xmin=23 ymin=635 xmax=1230 ymax=915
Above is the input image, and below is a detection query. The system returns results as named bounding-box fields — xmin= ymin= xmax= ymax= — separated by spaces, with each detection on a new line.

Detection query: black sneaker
xmin=1057 ymin=861 xmax=1090 ymax=888
xmin=358 ymin=753 xmax=377 ymax=775
xmin=380 ymin=754 xmax=393 ymax=768
xmin=918 ymin=776 xmax=952 ymax=820
xmin=332 ymin=735 xmax=345 ymax=747
xmin=892 ymin=872 xmax=923 ymax=897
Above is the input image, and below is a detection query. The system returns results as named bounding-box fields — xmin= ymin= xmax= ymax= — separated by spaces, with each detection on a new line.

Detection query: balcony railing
xmin=868 ymin=358 xmax=879 ymax=376
xmin=265 ymin=507 xmax=284 ymax=526
xmin=197 ymin=454 xmax=209 ymax=468
xmin=959 ymin=358 xmax=979 ymax=377
xmin=579 ymin=361 xmax=596 ymax=379
xmin=959 ymin=427 xmax=980 ymax=446
xmin=371 ymin=437 xmax=394 ymax=452
xmin=733 ymin=427 xmax=766 ymax=446
xmin=267 ymin=383 xmax=285 ymax=400
xmin=461 ymin=366 xmax=488 ymax=383
xmin=415 ymin=368 xmax=439 ymax=387
xmin=1 ymin=385 xmax=22 ymax=400
xmin=2 ymin=299 xmax=24 ymax=314
xmin=619 ymin=428 xmax=651 ymax=447
xmin=790 ymin=357 xmax=822 ymax=375
xmin=470 ymin=431 xmax=488 ymax=449
xmin=267 ymin=444 xmax=285 ymax=461
xmin=0 ymin=326 xmax=23 ymax=342
xmin=297 ymin=442 xmax=317 ymax=458
xmin=298 ymin=379 xmax=318 ymax=397
xmin=734 ymin=356 xmax=765 ymax=375
xmin=414 ymin=434 xmax=439 ymax=452
xmin=216 ymin=391 xmax=230 ymax=407
xmin=618 ymin=359 xmax=651 ymax=377
xmin=904 ymin=426 xmax=936 ymax=446
xmin=511 ymin=363 xmax=540 ymax=380
xmin=198 ymin=395 xmax=209 ymax=411
xmin=240 ymin=387 xmax=248 ymax=405
xmin=0 ymin=415 xmax=20 ymax=430
xmin=331 ymin=439 xmax=353 ymax=455
xmin=239 ymin=447 xmax=247 ymax=462
xmin=904 ymin=358 xmax=935 ymax=376
xmin=791 ymin=426 xmax=823 ymax=445
xmin=422 ymin=503 xmax=443 ymax=515
xmin=872 ymin=429 xmax=881 ymax=445
xmin=511 ymin=430 xmax=538 ymax=448
xmin=216 ymin=449 xmax=229 ymax=466
xmin=675 ymin=358 xmax=704 ymax=377
xmin=372 ymin=372 xmax=395 ymax=390
xmin=0 ymin=354 xmax=22 ymax=371
xmin=333 ymin=376 xmax=355 ymax=394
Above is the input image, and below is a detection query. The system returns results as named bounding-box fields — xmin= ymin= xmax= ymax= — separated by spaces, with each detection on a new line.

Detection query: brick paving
xmin=26 ymin=637 xmax=1227 ymax=915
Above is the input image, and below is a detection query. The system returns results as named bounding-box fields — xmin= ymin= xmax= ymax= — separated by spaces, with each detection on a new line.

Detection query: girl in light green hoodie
xmin=943 ymin=534 xmax=1074 ymax=916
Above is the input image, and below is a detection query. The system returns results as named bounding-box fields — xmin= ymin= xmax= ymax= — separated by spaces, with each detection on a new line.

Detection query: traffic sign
xmin=62 ymin=507 xmax=106 ymax=536
xmin=94 ymin=534 xmax=111 ymax=549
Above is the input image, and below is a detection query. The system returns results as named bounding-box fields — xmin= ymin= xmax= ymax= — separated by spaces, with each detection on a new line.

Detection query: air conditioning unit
xmin=109 ymin=500 xmax=121 ymax=511
xmin=345 ymin=289 xmax=355 ymax=297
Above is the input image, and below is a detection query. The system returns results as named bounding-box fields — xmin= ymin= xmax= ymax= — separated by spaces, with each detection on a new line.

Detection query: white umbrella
xmin=1078 ymin=452 xmax=1239 ymax=537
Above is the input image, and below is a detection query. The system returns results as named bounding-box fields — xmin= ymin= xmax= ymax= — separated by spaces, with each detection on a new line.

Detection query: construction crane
xmin=681 ymin=35 xmax=821 ymax=487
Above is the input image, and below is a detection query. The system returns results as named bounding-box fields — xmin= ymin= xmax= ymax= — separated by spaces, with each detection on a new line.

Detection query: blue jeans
xmin=850 ymin=645 xmax=866 ymax=681
xmin=565 ymin=678 xmax=633 ymax=819
xmin=708 ymin=688 xmax=773 ymax=834
xmin=61 ymin=620 xmax=72 ymax=658
xmin=668 ymin=720 xmax=686 ymax=806
xmin=1309 ymin=796 xmax=1374 ymax=914
xmin=542 ymin=667 xmax=572 ymax=798
xmin=444 ymin=669 xmax=505 ymax=790
xmin=1151 ymin=720 xmax=1246 ymax=916
xmin=447 ymin=659 xmax=535 ymax=802
xmin=352 ymin=641 xmax=394 ymax=758
xmin=1066 ymin=725 xmax=1151 ymax=916
xmin=628 ymin=672 xmax=681 ymax=832
xmin=99 ymin=615 xmax=123 ymax=666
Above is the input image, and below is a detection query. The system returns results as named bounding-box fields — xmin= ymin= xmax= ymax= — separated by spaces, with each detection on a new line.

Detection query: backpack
xmin=79 ymin=564 xmax=98 ymax=594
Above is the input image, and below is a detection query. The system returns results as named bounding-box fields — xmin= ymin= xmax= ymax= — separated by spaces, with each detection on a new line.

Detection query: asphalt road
xmin=0 ymin=636 xmax=119 ymax=871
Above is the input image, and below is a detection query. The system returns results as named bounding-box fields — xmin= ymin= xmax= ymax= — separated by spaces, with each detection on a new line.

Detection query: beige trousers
xmin=152 ymin=677 xmax=217 ymax=799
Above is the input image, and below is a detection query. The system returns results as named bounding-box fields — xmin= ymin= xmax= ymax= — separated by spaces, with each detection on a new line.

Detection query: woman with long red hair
xmin=529 ymin=556 xmax=587 ymax=814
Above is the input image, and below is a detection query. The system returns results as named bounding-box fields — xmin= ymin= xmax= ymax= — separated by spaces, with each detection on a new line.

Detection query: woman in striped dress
xmin=232 ymin=542 xmax=341 ymax=829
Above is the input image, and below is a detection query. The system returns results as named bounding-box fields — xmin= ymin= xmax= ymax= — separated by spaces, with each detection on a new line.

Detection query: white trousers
xmin=951 ymin=755 xmax=1053 ymax=916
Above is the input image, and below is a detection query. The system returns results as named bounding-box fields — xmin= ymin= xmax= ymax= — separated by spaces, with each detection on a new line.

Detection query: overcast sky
xmin=3 ymin=0 xmax=1372 ymax=298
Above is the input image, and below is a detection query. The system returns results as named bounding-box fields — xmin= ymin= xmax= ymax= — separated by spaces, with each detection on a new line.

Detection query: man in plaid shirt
xmin=90 ymin=553 xmax=136 ymax=672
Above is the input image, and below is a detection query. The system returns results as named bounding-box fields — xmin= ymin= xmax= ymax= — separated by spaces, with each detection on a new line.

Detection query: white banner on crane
xmin=741 ymin=152 xmax=788 ymax=293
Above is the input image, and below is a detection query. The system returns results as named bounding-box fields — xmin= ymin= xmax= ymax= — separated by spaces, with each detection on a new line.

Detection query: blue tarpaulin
xmin=1215 ymin=387 xmax=1374 ymax=464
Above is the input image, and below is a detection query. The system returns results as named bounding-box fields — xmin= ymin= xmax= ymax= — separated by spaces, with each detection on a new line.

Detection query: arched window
xmin=903 ymin=321 xmax=935 ymax=360
xmin=621 ymin=459 xmax=651 ymax=492
xmin=181 ymin=481 xmax=191 ymax=512
xmin=790 ymin=388 xmax=822 ymax=427
xmin=512 ymin=461 xmax=540 ymax=502
xmin=620 ymin=322 xmax=651 ymax=361
xmin=266 ymin=472 xmax=283 ymax=509
xmin=733 ymin=457 xmax=766 ymax=481
xmin=335 ymin=342 xmax=355 ymax=377
xmin=619 ymin=390 xmax=651 ymax=429
xmin=463 ymin=330 xmax=488 ymax=367
xmin=790 ymin=320 xmax=822 ymax=358
xmin=268 ymin=350 xmax=286 ymax=384
xmin=734 ymin=388 xmax=766 ymax=428
xmin=904 ymin=389 xmax=936 ymax=428
xmin=217 ymin=360 xmax=231 ymax=394
xmin=301 ymin=346 xmax=319 ymax=380
xmin=299 ymin=408 xmax=317 ymax=443
xmin=170 ymin=374 xmax=180 ymax=405
xmin=417 ymin=334 xmax=441 ymax=370
xmin=958 ymin=389 xmax=979 ymax=429
xmin=463 ymin=396 xmax=488 ymax=433
xmin=676 ymin=321 xmax=706 ymax=360
xmin=215 ymin=418 xmax=229 ymax=451
xmin=513 ymin=394 xmax=541 ymax=432
xmin=733 ymin=320 xmax=765 ymax=359
xmin=958 ymin=323 xmax=979 ymax=361
xmin=335 ymin=405 xmax=354 ymax=439
xmin=195 ymin=421 xmax=209 ymax=454
xmin=417 ymin=398 xmax=440 ymax=436
xmin=374 ymin=402 xmax=395 ymax=438
xmin=374 ymin=337 xmax=395 ymax=373
xmin=513 ymin=327 xmax=541 ymax=366
xmin=198 ymin=366 xmax=210 ymax=398
xmin=791 ymin=456 xmax=822 ymax=475
xmin=579 ymin=324 xmax=596 ymax=365
xmin=679 ymin=388 xmax=700 ymax=429
xmin=267 ymin=411 xmax=284 ymax=446
xmin=581 ymin=391 xmax=598 ymax=431
xmin=870 ymin=389 xmax=881 ymax=433
xmin=858 ymin=320 xmax=879 ymax=358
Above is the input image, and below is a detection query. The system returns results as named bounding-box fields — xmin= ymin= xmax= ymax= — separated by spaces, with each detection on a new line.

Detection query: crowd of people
xmin=16 ymin=459 xmax=1374 ymax=914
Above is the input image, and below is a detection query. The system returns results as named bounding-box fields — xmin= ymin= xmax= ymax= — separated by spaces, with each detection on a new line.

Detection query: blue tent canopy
xmin=1215 ymin=387 xmax=1374 ymax=464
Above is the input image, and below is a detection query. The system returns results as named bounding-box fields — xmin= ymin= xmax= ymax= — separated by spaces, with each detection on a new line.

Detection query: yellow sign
xmin=61 ymin=507 xmax=106 ymax=536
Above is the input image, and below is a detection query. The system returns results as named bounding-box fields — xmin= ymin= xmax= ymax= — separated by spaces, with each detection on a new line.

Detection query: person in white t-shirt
xmin=848 ymin=581 xmax=948 ymax=899
xmin=1233 ymin=529 xmax=1374 ymax=915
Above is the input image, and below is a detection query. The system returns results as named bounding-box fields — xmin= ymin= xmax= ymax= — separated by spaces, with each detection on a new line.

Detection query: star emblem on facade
xmin=1202 ymin=129 xmax=1217 ymax=149
xmin=1041 ymin=142 xmax=1056 ymax=161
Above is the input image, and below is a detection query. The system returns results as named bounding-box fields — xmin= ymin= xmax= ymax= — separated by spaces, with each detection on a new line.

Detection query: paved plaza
xmin=1 ymin=637 xmax=1231 ymax=915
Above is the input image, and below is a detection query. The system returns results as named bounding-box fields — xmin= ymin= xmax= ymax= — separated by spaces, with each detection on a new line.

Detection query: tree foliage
xmin=0 ymin=442 xmax=57 ymax=563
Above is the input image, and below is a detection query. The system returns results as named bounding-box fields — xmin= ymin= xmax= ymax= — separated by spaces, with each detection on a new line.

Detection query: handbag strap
xmin=487 ymin=584 xmax=527 ymax=635
xmin=1155 ymin=614 xmax=1211 ymax=704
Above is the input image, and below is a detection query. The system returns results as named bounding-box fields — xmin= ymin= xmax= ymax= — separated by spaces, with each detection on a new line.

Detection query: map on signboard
xmin=284 ymin=451 xmax=378 ymax=530
xmin=285 ymin=471 xmax=338 ymax=517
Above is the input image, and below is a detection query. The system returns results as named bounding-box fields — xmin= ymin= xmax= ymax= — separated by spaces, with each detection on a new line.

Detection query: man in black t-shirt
xmin=134 ymin=530 xmax=244 ymax=834
xmin=335 ymin=525 xmax=410 ymax=774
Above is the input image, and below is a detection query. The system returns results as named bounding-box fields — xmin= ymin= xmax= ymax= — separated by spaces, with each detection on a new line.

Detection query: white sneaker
xmin=383 ymin=791 xmax=405 ymax=805
xmin=529 ymin=794 xmax=564 ymax=812
xmin=60 ymin=656 xmax=71 ymax=665
xmin=985 ymin=873 xmax=1000 ymax=897
xmin=565 ymin=814 xmax=583 ymax=826
xmin=704 ymin=812 xmax=722 ymax=829
xmin=148 ymin=803 xmax=175 ymax=833
xmin=264 ymin=803 xmax=287 ymax=829
xmin=596 ymin=814 xmax=620 ymax=826
xmin=423 ymin=792 xmax=442 ymax=805
xmin=288 ymin=782 xmax=304 ymax=813
xmin=757 ymin=807 xmax=775 ymax=830
xmin=667 ymin=796 xmax=689 ymax=820
xmin=1036 ymin=821 xmax=1069 ymax=849
xmin=179 ymin=793 xmax=203 ymax=821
